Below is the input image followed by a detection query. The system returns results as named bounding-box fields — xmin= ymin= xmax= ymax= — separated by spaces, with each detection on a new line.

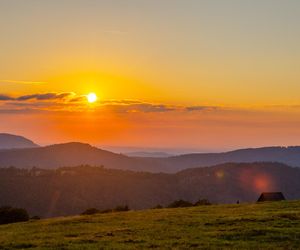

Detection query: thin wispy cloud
xmin=103 ymin=103 xmax=176 ymax=113
xmin=185 ymin=106 xmax=218 ymax=112
xmin=0 ymin=80 xmax=46 ymax=85
xmin=0 ymin=92 xmax=75 ymax=102
xmin=0 ymin=92 xmax=219 ymax=114
xmin=17 ymin=92 xmax=74 ymax=101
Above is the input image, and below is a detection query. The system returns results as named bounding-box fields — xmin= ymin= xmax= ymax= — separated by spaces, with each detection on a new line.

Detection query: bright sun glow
xmin=87 ymin=93 xmax=97 ymax=103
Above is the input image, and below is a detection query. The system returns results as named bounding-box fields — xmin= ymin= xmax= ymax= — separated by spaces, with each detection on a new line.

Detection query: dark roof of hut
xmin=257 ymin=192 xmax=285 ymax=202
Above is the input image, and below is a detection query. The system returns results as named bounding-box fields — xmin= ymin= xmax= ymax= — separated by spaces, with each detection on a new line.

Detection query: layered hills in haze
xmin=125 ymin=151 xmax=173 ymax=158
xmin=0 ymin=135 xmax=300 ymax=172
xmin=1 ymin=134 xmax=300 ymax=217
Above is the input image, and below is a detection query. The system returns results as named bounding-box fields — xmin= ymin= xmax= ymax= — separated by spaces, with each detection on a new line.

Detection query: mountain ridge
xmin=1 ymin=134 xmax=300 ymax=172
xmin=1 ymin=140 xmax=300 ymax=172
xmin=0 ymin=141 xmax=170 ymax=172
xmin=0 ymin=133 xmax=39 ymax=150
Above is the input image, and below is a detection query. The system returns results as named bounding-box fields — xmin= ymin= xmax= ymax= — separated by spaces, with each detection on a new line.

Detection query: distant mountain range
xmin=1 ymin=162 xmax=299 ymax=217
xmin=0 ymin=133 xmax=38 ymax=150
xmin=1 ymin=134 xmax=300 ymax=217
xmin=1 ymin=135 xmax=300 ymax=172
xmin=125 ymin=151 xmax=173 ymax=158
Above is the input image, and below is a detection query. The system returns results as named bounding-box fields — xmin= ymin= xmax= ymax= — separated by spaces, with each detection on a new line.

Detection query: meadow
xmin=0 ymin=201 xmax=299 ymax=249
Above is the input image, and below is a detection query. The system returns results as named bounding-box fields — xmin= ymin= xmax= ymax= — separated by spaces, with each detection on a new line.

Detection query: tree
xmin=194 ymin=199 xmax=211 ymax=206
xmin=167 ymin=200 xmax=193 ymax=208
xmin=81 ymin=208 xmax=100 ymax=215
xmin=113 ymin=205 xmax=129 ymax=212
xmin=0 ymin=206 xmax=29 ymax=225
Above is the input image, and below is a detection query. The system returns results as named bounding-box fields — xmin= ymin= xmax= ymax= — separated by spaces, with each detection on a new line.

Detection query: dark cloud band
xmin=0 ymin=92 xmax=74 ymax=101
xmin=0 ymin=92 xmax=219 ymax=114
xmin=0 ymin=95 xmax=14 ymax=101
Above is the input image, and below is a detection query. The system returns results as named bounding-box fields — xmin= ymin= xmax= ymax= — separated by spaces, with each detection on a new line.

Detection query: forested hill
xmin=0 ymin=162 xmax=299 ymax=217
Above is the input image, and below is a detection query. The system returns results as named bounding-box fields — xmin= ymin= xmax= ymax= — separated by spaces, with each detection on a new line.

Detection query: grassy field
xmin=0 ymin=201 xmax=300 ymax=249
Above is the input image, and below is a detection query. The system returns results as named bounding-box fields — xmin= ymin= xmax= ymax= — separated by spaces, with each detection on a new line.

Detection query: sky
xmin=0 ymin=0 xmax=300 ymax=151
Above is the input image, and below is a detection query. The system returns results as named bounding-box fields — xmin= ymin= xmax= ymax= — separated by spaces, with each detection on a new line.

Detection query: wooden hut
xmin=257 ymin=192 xmax=285 ymax=202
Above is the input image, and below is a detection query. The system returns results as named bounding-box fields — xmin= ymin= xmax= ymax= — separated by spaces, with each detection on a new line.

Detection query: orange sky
xmin=1 ymin=1 xmax=300 ymax=150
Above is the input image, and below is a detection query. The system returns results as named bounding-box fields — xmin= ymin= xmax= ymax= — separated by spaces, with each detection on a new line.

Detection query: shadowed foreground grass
xmin=0 ymin=201 xmax=300 ymax=249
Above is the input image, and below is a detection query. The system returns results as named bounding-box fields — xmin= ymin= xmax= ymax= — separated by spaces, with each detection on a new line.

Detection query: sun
xmin=87 ymin=92 xmax=98 ymax=103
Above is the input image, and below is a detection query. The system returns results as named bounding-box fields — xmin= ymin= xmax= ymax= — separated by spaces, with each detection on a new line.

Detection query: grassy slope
xmin=0 ymin=201 xmax=300 ymax=249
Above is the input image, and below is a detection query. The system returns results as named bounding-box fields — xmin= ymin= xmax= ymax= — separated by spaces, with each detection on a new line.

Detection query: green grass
xmin=0 ymin=201 xmax=300 ymax=249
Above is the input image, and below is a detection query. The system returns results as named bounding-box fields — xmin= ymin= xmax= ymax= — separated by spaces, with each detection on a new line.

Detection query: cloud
xmin=128 ymin=103 xmax=175 ymax=113
xmin=0 ymin=92 xmax=226 ymax=114
xmin=185 ymin=106 xmax=218 ymax=112
xmin=0 ymin=92 xmax=77 ymax=114
xmin=16 ymin=92 xmax=74 ymax=101
xmin=69 ymin=96 xmax=87 ymax=102
xmin=99 ymin=101 xmax=221 ymax=113
xmin=0 ymin=80 xmax=46 ymax=85
xmin=0 ymin=94 xmax=14 ymax=101
xmin=100 ymin=100 xmax=177 ymax=113
xmin=101 ymin=99 xmax=144 ymax=105
xmin=0 ymin=92 xmax=74 ymax=102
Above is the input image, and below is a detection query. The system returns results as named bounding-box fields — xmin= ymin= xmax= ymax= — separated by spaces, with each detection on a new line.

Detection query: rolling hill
xmin=0 ymin=162 xmax=300 ymax=217
xmin=1 ymin=140 xmax=300 ymax=172
xmin=0 ymin=142 xmax=169 ymax=172
xmin=163 ymin=146 xmax=300 ymax=171
xmin=0 ymin=133 xmax=38 ymax=150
